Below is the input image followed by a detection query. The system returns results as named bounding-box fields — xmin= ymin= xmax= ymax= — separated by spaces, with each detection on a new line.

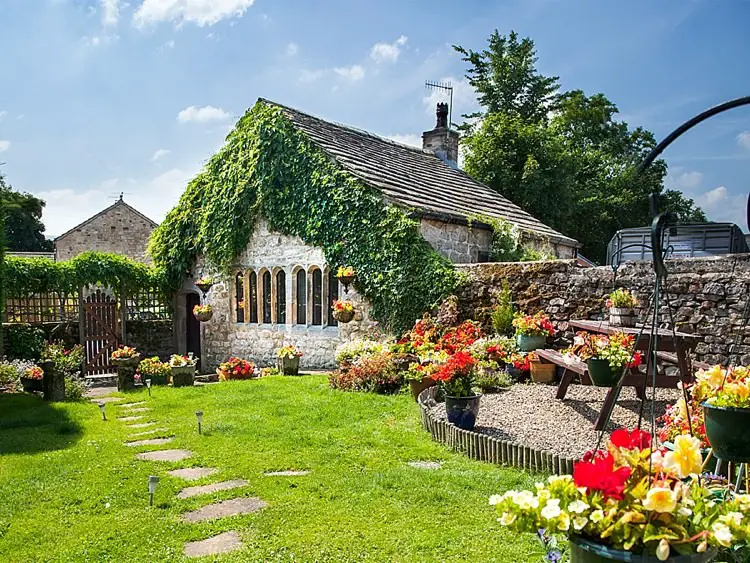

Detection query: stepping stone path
xmin=180 ymin=497 xmax=267 ymax=523
xmin=408 ymin=461 xmax=442 ymax=470
xmin=136 ymin=449 xmax=192 ymax=462
xmin=125 ymin=437 xmax=174 ymax=447
xmin=264 ymin=470 xmax=310 ymax=477
xmin=129 ymin=428 xmax=170 ymax=437
xmin=121 ymin=407 xmax=150 ymax=413
xmin=117 ymin=415 xmax=144 ymax=422
xmin=119 ymin=401 xmax=146 ymax=408
xmin=168 ymin=467 xmax=218 ymax=481
xmin=92 ymin=396 xmax=124 ymax=404
xmin=177 ymin=479 xmax=248 ymax=499
xmin=184 ymin=531 xmax=242 ymax=558
xmin=127 ymin=422 xmax=156 ymax=429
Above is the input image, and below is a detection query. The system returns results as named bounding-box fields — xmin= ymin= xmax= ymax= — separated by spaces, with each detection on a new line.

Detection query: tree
xmin=455 ymin=32 xmax=705 ymax=263
xmin=0 ymin=172 xmax=54 ymax=252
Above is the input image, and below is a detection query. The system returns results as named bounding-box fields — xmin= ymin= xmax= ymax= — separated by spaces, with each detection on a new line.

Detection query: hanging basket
xmin=609 ymin=307 xmax=637 ymax=327
xmin=516 ymin=334 xmax=546 ymax=352
xmin=194 ymin=309 xmax=213 ymax=322
xmin=445 ymin=394 xmax=481 ymax=430
xmin=195 ymin=281 xmax=214 ymax=295
xmin=586 ymin=359 xmax=623 ymax=387
xmin=336 ymin=274 xmax=355 ymax=293
xmin=332 ymin=308 xmax=355 ymax=323
xmin=569 ymin=535 xmax=716 ymax=562
xmin=702 ymin=402 xmax=750 ymax=463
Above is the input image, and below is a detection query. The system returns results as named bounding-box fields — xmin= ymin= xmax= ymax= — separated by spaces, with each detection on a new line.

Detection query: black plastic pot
xmin=20 ymin=377 xmax=44 ymax=393
xmin=703 ymin=403 xmax=750 ymax=463
xmin=445 ymin=394 xmax=481 ymax=430
xmin=587 ymin=359 xmax=622 ymax=387
xmin=570 ymin=535 xmax=716 ymax=562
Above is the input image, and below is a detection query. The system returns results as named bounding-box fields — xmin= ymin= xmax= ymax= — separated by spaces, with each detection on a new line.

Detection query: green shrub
xmin=475 ymin=363 xmax=512 ymax=392
xmin=329 ymin=352 xmax=403 ymax=394
xmin=335 ymin=340 xmax=385 ymax=367
xmin=4 ymin=324 xmax=45 ymax=361
xmin=64 ymin=376 xmax=88 ymax=401
xmin=490 ymin=282 xmax=515 ymax=336
xmin=42 ymin=342 xmax=84 ymax=378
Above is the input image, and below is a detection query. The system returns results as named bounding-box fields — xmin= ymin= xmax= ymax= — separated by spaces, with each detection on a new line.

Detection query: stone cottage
xmin=55 ymin=197 xmax=157 ymax=264
xmin=165 ymin=99 xmax=579 ymax=370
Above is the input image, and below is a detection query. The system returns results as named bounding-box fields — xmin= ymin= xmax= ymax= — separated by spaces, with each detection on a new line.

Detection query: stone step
xmin=195 ymin=373 xmax=219 ymax=383
xmin=119 ymin=401 xmax=147 ymax=408
xmin=136 ymin=449 xmax=192 ymax=462
xmin=180 ymin=497 xmax=267 ymax=523
xmin=129 ymin=428 xmax=170 ymax=437
xmin=167 ymin=467 xmax=218 ymax=481
xmin=85 ymin=373 xmax=117 ymax=387
xmin=121 ymin=407 xmax=150 ymax=413
xmin=90 ymin=396 xmax=123 ymax=404
xmin=127 ymin=422 xmax=156 ymax=429
xmin=125 ymin=437 xmax=174 ymax=447
xmin=184 ymin=531 xmax=242 ymax=558
xmin=117 ymin=415 xmax=144 ymax=422
xmin=177 ymin=479 xmax=248 ymax=499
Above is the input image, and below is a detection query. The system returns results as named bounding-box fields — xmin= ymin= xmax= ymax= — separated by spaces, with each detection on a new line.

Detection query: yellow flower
xmin=557 ymin=513 xmax=570 ymax=532
xmin=663 ymin=434 xmax=702 ymax=478
xmin=643 ymin=487 xmax=677 ymax=513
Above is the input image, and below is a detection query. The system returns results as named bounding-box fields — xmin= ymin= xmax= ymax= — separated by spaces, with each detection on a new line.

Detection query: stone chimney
xmin=422 ymin=102 xmax=459 ymax=167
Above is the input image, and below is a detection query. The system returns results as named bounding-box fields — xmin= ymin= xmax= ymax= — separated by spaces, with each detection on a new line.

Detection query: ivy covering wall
xmin=149 ymin=102 xmax=458 ymax=333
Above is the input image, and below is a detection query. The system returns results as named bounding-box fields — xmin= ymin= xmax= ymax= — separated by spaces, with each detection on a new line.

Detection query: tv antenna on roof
xmin=425 ymin=80 xmax=454 ymax=128
xmin=109 ymin=192 xmax=132 ymax=202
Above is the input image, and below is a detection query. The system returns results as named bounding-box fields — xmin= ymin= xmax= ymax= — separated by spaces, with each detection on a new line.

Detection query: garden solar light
xmin=145 ymin=378 xmax=152 ymax=397
xmin=98 ymin=402 xmax=106 ymax=421
xmin=196 ymin=410 xmax=203 ymax=435
xmin=148 ymin=475 xmax=159 ymax=506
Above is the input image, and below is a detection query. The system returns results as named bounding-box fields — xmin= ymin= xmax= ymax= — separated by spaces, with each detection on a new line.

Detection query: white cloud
xmin=286 ymin=42 xmax=298 ymax=56
xmin=0 ymin=111 xmax=7 ymax=122
xmin=694 ymin=185 xmax=747 ymax=228
xmin=39 ymin=189 xmax=112 ymax=237
xmin=370 ymin=35 xmax=407 ymax=64
xmin=151 ymin=148 xmax=171 ymax=161
xmin=133 ymin=0 xmax=255 ymax=27
xmin=665 ymin=169 xmax=704 ymax=193
xmin=83 ymin=34 xmax=118 ymax=47
xmin=101 ymin=0 xmax=121 ymax=26
xmin=298 ymin=69 xmax=324 ymax=83
xmin=177 ymin=105 xmax=230 ymax=123
xmin=0 ymin=140 xmax=10 ymax=152
xmin=159 ymin=39 xmax=176 ymax=50
xmin=385 ymin=133 xmax=422 ymax=148
xmin=737 ymin=131 xmax=750 ymax=151
xmin=333 ymin=64 xmax=365 ymax=81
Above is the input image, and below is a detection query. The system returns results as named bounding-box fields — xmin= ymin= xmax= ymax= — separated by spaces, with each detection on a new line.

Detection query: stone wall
xmin=126 ymin=320 xmax=174 ymax=360
xmin=419 ymin=218 xmax=492 ymax=263
xmin=55 ymin=201 xmax=156 ymax=264
xmin=456 ymin=254 xmax=750 ymax=366
xmin=196 ymin=220 xmax=376 ymax=371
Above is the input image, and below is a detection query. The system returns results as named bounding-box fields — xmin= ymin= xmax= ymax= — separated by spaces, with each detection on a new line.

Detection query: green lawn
xmin=0 ymin=376 xmax=543 ymax=562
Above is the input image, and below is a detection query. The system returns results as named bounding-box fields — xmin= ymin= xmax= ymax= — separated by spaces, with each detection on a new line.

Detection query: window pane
xmin=262 ymin=271 xmax=272 ymax=323
xmin=276 ymin=270 xmax=286 ymax=324
xmin=296 ymin=270 xmax=306 ymax=325
xmin=312 ymin=269 xmax=322 ymax=325
xmin=249 ymin=272 xmax=258 ymax=323
xmin=235 ymin=272 xmax=245 ymax=323
xmin=327 ymin=272 xmax=339 ymax=326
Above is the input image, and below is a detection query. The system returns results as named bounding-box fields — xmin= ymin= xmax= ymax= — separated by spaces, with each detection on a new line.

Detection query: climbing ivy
xmin=149 ymin=102 xmax=459 ymax=333
xmin=468 ymin=214 xmax=553 ymax=262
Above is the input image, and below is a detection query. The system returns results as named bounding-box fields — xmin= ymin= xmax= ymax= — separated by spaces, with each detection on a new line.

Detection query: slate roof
xmin=55 ymin=199 xmax=158 ymax=242
xmin=263 ymin=99 xmax=578 ymax=247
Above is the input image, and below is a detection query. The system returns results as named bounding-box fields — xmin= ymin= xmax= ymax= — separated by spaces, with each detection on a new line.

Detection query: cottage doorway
xmin=185 ymin=292 xmax=201 ymax=370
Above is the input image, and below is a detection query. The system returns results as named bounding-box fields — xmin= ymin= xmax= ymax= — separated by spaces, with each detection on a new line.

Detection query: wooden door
xmin=186 ymin=293 xmax=201 ymax=371
xmin=82 ymin=289 xmax=120 ymax=375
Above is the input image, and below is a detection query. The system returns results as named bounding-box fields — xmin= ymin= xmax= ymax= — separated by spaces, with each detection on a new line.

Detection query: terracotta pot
xmin=530 ymin=361 xmax=556 ymax=383
xmin=609 ymin=307 xmax=636 ymax=327
xmin=409 ymin=376 xmax=436 ymax=400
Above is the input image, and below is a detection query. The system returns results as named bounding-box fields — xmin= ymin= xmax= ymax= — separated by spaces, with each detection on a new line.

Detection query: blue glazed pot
xmin=702 ymin=403 xmax=750 ymax=464
xmin=570 ymin=535 xmax=716 ymax=562
xmin=516 ymin=334 xmax=546 ymax=352
xmin=445 ymin=394 xmax=481 ymax=430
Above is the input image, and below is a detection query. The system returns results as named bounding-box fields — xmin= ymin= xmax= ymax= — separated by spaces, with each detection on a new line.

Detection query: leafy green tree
xmin=0 ymin=173 xmax=54 ymax=252
xmin=455 ymin=32 xmax=705 ymax=263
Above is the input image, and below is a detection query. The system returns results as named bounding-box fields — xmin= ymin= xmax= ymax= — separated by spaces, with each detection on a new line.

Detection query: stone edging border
xmin=417 ymin=387 xmax=575 ymax=474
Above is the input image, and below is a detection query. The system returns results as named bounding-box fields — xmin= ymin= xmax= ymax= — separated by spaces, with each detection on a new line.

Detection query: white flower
xmin=677 ymin=506 xmax=692 ymax=517
xmin=573 ymin=516 xmax=588 ymax=531
xmin=590 ymin=510 xmax=604 ymax=523
xmin=541 ymin=500 xmax=562 ymax=520
xmin=712 ymin=522 xmax=733 ymax=547
xmin=105 ymin=502 xmax=110 ymax=509
xmin=568 ymin=500 xmax=589 ymax=514
xmin=499 ymin=512 xmax=516 ymax=526
xmin=512 ymin=490 xmax=539 ymax=510
xmin=656 ymin=539 xmax=670 ymax=561
xmin=489 ymin=494 xmax=503 ymax=506
xmin=724 ymin=511 xmax=744 ymax=526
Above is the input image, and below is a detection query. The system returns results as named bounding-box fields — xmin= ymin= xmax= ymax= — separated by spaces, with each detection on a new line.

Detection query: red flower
xmin=433 ymin=350 xmax=476 ymax=382
xmin=573 ymin=451 xmax=631 ymax=500
xmin=609 ymin=428 xmax=651 ymax=451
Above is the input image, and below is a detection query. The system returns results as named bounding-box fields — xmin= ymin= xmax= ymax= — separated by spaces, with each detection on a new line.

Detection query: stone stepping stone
xmin=117 ymin=416 xmax=144 ymax=422
xmin=121 ymin=407 xmax=150 ymax=413
xmin=136 ymin=449 xmax=192 ymax=462
xmin=129 ymin=428 xmax=170 ymax=437
xmin=168 ymin=467 xmax=218 ymax=481
xmin=127 ymin=422 xmax=156 ymax=429
xmin=264 ymin=470 xmax=310 ymax=477
xmin=408 ymin=461 xmax=442 ymax=470
xmin=177 ymin=479 xmax=248 ymax=499
xmin=91 ymin=396 xmax=124 ymax=404
xmin=181 ymin=497 xmax=267 ymax=523
xmin=119 ymin=401 xmax=146 ymax=408
xmin=125 ymin=437 xmax=174 ymax=447
xmin=183 ymin=531 xmax=242 ymax=558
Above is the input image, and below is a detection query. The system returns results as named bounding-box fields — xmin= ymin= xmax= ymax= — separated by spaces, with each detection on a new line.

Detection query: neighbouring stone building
xmin=54 ymin=197 xmax=157 ymax=263
xmin=171 ymin=99 xmax=580 ymax=370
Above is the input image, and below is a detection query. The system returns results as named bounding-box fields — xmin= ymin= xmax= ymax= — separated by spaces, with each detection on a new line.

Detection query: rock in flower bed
xmin=432 ymin=383 xmax=680 ymax=459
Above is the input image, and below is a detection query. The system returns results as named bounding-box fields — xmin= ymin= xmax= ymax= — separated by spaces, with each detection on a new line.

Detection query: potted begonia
xmin=193 ymin=303 xmax=213 ymax=322
xmin=137 ymin=356 xmax=170 ymax=386
xmin=169 ymin=354 xmax=197 ymax=387
xmin=434 ymin=350 xmax=481 ymax=430
xmin=217 ymin=357 xmax=256 ymax=381
xmin=335 ymin=266 xmax=356 ymax=293
xmin=20 ymin=365 xmax=44 ymax=393
xmin=607 ymin=288 xmax=638 ymax=327
xmin=568 ymin=332 xmax=642 ymax=387
xmin=490 ymin=428 xmax=745 ymax=562
xmin=111 ymin=346 xmax=141 ymax=391
xmin=277 ymin=345 xmax=302 ymax=375
xmin=512 ymin=312 xmax=555 ymax=352
xmin=658 ymin=395 xmax=715 ymax=474
xmin=693 ymin=365 xmax=750 ymax=463
xmin=331 ymin=300 xmax=355 ymax=323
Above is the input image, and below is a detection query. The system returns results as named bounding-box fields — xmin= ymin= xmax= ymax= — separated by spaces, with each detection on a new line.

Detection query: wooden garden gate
xmin=82 ymin=289 xmax=120 ymax=375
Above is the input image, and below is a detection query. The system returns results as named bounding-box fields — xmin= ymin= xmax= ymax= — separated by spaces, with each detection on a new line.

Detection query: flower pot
xmin=147 ymin=373 xmax=169 ymax=386
xmin=569 ymin=535 xmax=716 ymax=562
xmin=279 ymin=356 xmax=300 ymax=376
xmin=20 ymin=377 xmax=44 ymax=393
xmin=409 ymin=376 xmax=436 ymax=401
xmin=505 ymin=365 xmax=522 ymax=380
xmin=586 ymin=358 xmax=622 ymax=387
xmin=516 ymin=334 xmax=546 ymax=352
xmin=445 ymin=394 xmax=481 ymax=430
xmin=113 ymin=355 xmax=141 ymax=392
xmin=530 ymin=361 xmax=556 ymax=383
xmin=609 ymin=307 xmax=636 ymax=327
xmin=171 ymin=365 xmax=195 ymax=387
xmin=337 ymin=274 xmax=355 ymax=292
xmin=195 ymin=281 xmax=214 ymax=294
xmin=194 ymin=310 xmax=213 ymax=322
xmin=702 ymin=403 xmax=750 ymax=463
xmin=332 ymin=308 xmax=355 ymax=323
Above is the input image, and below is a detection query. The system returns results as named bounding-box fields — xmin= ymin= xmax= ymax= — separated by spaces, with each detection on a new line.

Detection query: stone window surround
xmin=231 ymin=265 xmax=340 ymax=331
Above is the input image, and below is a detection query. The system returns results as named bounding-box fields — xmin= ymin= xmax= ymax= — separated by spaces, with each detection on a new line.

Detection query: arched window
xmin=312 ymin=268 xmax=323 ymax=325
xmin=235 ymin=272 xmax=245 ymax=323
xmin=248 ymin=272 xmax=258 ymax=323
xmin=262 ymin=271 xmax=272 ymax=323
xmin=295 ymin=269 xmax=306 ymax=325
xmin=276 ymin=270 xmax=286 ymax=324
xmin=327 ymin=271 xmax=339 ymax=326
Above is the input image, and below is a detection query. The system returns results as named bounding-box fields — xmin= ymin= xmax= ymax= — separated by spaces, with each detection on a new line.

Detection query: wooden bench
xmin=655 ymin=351 xmax=711 ymax=372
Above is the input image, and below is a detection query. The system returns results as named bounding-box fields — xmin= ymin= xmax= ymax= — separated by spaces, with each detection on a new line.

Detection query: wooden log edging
xmin=417 ymin=387 xmax=575 ymax=474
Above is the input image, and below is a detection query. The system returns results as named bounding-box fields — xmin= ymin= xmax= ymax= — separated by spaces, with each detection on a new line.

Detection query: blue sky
xmin=1 ymin=0 xmax=749 ymax=237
